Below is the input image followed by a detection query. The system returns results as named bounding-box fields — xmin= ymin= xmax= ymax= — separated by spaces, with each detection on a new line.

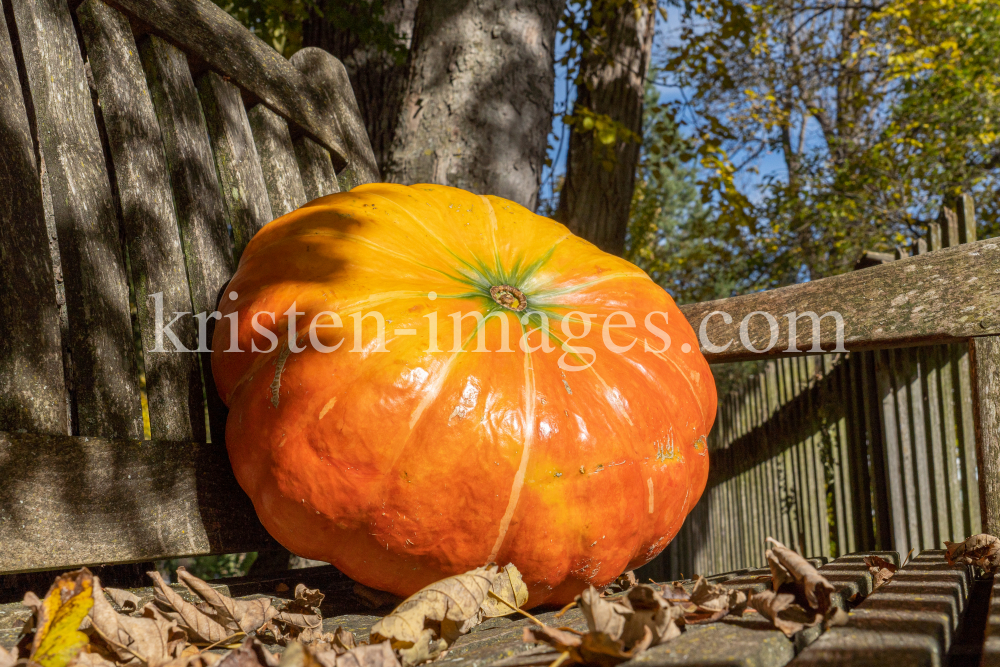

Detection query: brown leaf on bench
xmin=765 ymin=538 xmax=835 ymax=610
xmin=524 ymin=584 xmax=683 ymax=666
xmin=945 ymin=534 xmax=1000 ymax=573
xmin=310 ymin=627 xmax=358 ymax=656
xmin=605 ymin=571 xmax=637 ymax=594
xmin=369 ymin=565 xmax=498 ymax=666
xmin=147 ymin=571 xmax=238 ymax=646
xmin=863 ymin=555 xmax=897 ymax=591
xmin=216 ymin=637 xmax=279 ymax=667
xmin=749 ymin=590 xmax=812 ymax=638
xmin=67 ymin=649 xmax=118 ymax=667
xmin=175 ymin=568 xmax=277 ymax=635
xmin=683 ymin=576 xmax=748 ymax=624
xmin=617 ymin=585 xmax=683 ymax=645
xmin=89 ymin=577 xmax=186 ymax=666
xmin=478 ymin=564 xmax=529 ymax=619
xmin=312 ymin=641 xmax=401 ymax=667
xmin=750 ymin=538 xmax=848 ymax=637
xmin=105 ymin=589 xmax=142 ymax=615
xmin=578 ymin=587 xmax=630 ymax=639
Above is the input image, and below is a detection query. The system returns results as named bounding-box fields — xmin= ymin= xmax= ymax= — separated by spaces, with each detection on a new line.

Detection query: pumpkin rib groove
xmin=488 ymin=347 xmax=537 ymax=564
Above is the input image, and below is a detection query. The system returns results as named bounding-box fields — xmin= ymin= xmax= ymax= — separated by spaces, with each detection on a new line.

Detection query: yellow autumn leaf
xmin=28 ymin=568 xmax=94 ymax=667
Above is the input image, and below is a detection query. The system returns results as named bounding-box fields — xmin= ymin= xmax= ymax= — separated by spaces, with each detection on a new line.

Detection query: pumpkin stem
xmin=489 ymin=285 xmax=527 ymax=312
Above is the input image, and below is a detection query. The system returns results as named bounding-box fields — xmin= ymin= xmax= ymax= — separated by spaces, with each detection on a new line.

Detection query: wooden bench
xmin=0 ymin=0 xmax=376 ymax=588
xmin=2 ymin=0 xmax=1000 ymax=663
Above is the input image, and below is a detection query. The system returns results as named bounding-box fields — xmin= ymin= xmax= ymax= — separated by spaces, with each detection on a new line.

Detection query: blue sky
xmin=538 ymin=5 xmax=792 ymax=211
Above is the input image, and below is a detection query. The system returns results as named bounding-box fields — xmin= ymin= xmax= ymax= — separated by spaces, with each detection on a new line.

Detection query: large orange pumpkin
xmin=212 ymin=183 xmax=716 ymax=607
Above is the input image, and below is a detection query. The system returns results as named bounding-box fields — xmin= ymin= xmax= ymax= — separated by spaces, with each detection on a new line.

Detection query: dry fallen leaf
xmin=617 ymin=585 xmax=683 ymax=646
xmin=525 ymin=584 xmax=683 ymax=667
xmin=750 ymin=538 xmax=847 ymax=637
xmin=748 ymin=590 xmax=815 ymax=637
xmin=314 ymin=641 xmax=400 ymax=667
xmin=578 ymin=587 xmax=630 ymax=640
xmin=765 ymin=538 xmax=834 ymax=610
xmin=265 ymin=584 xmax=327 ymax=645
xmin=863 ymin=555 xmax=897 ymax=591
xmin=216 ymin=637 xmax=279 ymax=667
xmin=478 ymin=564 xmax=529 ymax=619
xmin=682 ymin=577 xmax=747 ymax=624
xmin=147 ymin=571 xmax=236 ymax=646
xmin=175 ymin=569 xmax=277 ymax=636
xmin=68 ymin=649 xmax=118 ymax=667
xmin=606 ymin=572 xmax=637 ymax=594
xmin=25 ymin=568 xmax=95 ymax=667
xmin=369 ymin=565 xmax=497 ymax=665
xmin=945 ymin=534 xmax=1000 ymax=574
xmin=105 ymin=590 xmax=142 ymax=616
xmin=89 ymin=577 xmax=186 ymax=666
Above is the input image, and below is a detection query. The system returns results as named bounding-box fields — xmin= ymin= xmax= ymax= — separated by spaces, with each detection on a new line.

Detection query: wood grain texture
xmin=12 ymin=0 xmax=141 ymax=438
xmin=78 ymin=0 xmax=205 ymax=442
xmin=139 ymin=34 xmax=233 ymax=444
xmin=0 ymin=430 xmax=278 ymax=573
xmin=248 ymin=104 xmax=307 ymax=217
xmin=681 ymin=236 xmax=1000 ymax=363
xmin=290 ymin=47 xmax=378 ymax=186
xmin=197 ymin=71 xmax=273 ymax=262
xmin=0 ymin=3 xmax=66 ymax=434
xmin=294 ymin=135 xmax=340 ymax=202
xmin=99 ymin=0 xmax=371 ymax=173
xmin=970 ymin=335 xmax=1000 ymax=536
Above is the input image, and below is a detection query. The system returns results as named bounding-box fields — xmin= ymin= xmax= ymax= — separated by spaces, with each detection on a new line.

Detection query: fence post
xmin=971 ymin=336 xmax=1000 ymax=535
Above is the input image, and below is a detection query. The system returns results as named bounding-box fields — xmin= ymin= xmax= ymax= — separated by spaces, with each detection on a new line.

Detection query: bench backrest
xmin=0 ymin=0 xmax=376 ymax=574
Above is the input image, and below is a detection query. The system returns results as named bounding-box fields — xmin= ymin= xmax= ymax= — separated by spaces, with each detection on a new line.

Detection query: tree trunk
xmin=386 ymin=0 xmax=565 ymax=210
xmin=555 ymin=0 xmax=655 ymax=255
xmin=302 ymin=0 xmax=419 ymax=178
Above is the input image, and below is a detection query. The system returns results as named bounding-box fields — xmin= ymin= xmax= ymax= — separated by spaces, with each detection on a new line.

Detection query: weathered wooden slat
xmin=846 ymin=355 xmax=873 ymax=551
xmin=861 ymin=352 xmax=892 ymax=550
xmin=78 ymin=0 xmax=205 ymax=442
xmin=923 ymin=345 xmax=953 ymax=542
xmin=903 ymin=348 xmax=936 ymax=547
xmin=971 ymin=334 xmax=1000 ymax=536
xmin=0 ymin=4 xmax=66 ymax=434
xmin=138 ymin=34 xmax=234 ymax=445
xmin=681 ymin=237 xmax=1000 ymax=363
xmin=875 ymin=350 xmax=906 ymax=555
xmin=197 ymin=71 xmax=274 ymax=262
xmin=0 ymin=430 xmax=278 ymax=573
xmin=290 ymin=47 xmax=379 ymax=188
xmin=248 ymin=104 xmax=307 ymax=218
xmin=12 ymin=0 xmax=142 ymax=438
xmin=955 ymin=342 xmax=982 ymax=535
xmin=294 ymin=136 xmax=340 ymax=202
xmin=791 ymin=550 xmax=974 ymax=666
xmin=99 ymin=0 xmax=377 ymax=183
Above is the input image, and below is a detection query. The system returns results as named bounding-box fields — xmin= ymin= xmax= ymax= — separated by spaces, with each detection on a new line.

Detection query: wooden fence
xmin=641 ymin=196 xmax=985 ymax=581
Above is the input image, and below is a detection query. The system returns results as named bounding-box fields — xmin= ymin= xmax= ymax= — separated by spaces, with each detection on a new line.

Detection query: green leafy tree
xmin=649 ymin=0 xmax=1000 ymax=291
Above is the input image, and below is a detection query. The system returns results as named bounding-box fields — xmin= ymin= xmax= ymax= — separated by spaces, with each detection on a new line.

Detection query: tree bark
xmin=386 ymin=0 xmax=565 ymax=210
xmin=555 ymin=0 xmax=655 ymax=255
xmin=302 ymin=0 xmax=419 ymax=178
